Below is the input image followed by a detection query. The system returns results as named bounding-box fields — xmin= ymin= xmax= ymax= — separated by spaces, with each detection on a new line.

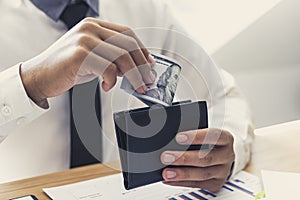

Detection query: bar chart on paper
xmin=167 ymin=172 xmax=262 ymax=200
xmin=44 ymin=171 xmax=262 ymax=200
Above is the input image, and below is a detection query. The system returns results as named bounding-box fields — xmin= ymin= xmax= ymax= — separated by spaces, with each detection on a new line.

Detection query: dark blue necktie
xmin=60 ymin=1 xmax=102 ymax=168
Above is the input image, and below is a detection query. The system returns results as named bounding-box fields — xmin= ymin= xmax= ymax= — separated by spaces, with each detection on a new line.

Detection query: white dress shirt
xmin=0 ymin=0 xmax=253 ymax=183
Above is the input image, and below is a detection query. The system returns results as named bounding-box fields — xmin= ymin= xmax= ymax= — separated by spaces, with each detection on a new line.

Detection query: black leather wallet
xmin=114 ymin=101 xmax=208 ymax=190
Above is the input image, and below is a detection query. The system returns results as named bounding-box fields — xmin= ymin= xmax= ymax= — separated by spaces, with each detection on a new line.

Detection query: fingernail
xmin=150 ymin=71 xmax=156 ymax=82
xmin=163 ymin=154 xmax=176 ymax=164
xmin=148 ymin=55 xmax=156 ymax=64
xmin=136 ymin=87 xmax=142 ymax=94
xmin=166 ymin=170 xmax=177 ymax=179
xmin=176 ymin=133 xmax=188 ymax=143
xmin=136 ymin=86 xmax=146 ymax=94
xmin=142 ymin=84 xmax=147 ymax=92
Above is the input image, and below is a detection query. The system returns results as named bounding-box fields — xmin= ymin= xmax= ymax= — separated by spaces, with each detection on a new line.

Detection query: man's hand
xmin=20 ymin=17 xmax=155 ymax=108
xmin=161 ymin=128 xmax=235 ymax=193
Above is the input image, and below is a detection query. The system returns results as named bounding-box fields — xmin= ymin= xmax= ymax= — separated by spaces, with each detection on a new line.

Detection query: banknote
xmin=120 ymin=54 xmax=181 ymax=106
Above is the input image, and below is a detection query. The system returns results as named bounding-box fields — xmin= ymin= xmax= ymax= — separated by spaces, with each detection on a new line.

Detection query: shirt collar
xmin=85 ymin=0 xmax=99 ymax=16
xmin=30 ymin=0 xmax=99 ymax=22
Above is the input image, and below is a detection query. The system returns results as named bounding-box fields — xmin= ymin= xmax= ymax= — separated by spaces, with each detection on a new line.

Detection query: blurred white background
xmin=166 ymin=0 xmax=300 ymax=128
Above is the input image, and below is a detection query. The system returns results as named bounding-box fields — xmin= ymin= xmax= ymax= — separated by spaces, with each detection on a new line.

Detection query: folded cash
xmin=120 ymin=54 xmax=181 ymax=106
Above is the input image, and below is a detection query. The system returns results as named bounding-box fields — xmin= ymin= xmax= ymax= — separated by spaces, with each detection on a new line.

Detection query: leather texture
xmin=114 ymin=101 xmax=208 ymax=190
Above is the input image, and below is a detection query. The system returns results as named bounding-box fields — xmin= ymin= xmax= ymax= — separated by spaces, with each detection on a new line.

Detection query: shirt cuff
xmin=228 ymin=129 xmax=252 ymax=179
xmin=0 ymin=64 xmax=48 ymax=136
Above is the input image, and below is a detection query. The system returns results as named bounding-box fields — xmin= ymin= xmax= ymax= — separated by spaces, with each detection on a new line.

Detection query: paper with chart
xmin=43 ymin=171 xmax=262 ymax=200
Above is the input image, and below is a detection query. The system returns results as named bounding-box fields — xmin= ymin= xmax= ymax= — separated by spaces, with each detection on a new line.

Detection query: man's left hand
xmin=161 ymin=128 xmax=235 ymax=193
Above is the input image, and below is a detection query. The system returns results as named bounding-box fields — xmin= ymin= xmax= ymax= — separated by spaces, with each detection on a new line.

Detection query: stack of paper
xmin=44 ymin=171 xmax=262 ymax=200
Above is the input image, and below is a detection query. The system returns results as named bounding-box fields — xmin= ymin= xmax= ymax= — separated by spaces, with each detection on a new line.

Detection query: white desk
xmin=1 ymin=120 xmax=300 ymax=199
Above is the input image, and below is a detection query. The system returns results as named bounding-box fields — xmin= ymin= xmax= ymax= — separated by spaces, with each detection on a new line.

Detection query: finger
xmin=161 ymin=148 xmax=235 ymax=167
xmin=82 ymin=36 xmax=147 ymax=93
xmin=163 ymin=179 xmax=225 ymax=193
xmin=85 ymin=18 xmax=153 ymax=61
xmin=176 ymin=128 xmax=233 ymax=146
xmin=131 ymin=50 xmax=155 ymax=84
xmin=76 ymin=18 xmax=150 ymax=61
xmin=80 ymin=51 xmax=117 ymax=91
xmin=91 ymin=24 xmax=155 ymax=84
xmin=162 ymin=165 xmax=228 ymax=182
xmin=82 ymin=18 xmax=155 ymax=77
xmin=101 ymin=64 xmax=118 ymax=91
xmin=147 ymin=54 xmax=156 ymax=66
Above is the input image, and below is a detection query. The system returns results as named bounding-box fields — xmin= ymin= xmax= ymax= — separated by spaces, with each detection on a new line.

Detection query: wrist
xmin=19 ymin=63 xmax=49 ymax=109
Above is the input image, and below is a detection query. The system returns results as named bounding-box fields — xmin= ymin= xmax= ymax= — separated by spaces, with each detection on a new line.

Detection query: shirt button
xmin=17 ymin=117 xmax=26 ymax=125
xmin=1 ymin=105 xmax=12 ymax=116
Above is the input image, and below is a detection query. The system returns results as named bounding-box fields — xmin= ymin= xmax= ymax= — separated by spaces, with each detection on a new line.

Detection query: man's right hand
xmin=20 ymin=17 xmax=155 ymax=108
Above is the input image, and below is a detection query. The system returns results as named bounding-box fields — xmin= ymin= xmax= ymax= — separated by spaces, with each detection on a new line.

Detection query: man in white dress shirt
xmin=0 ymin=0 xmax=253 ymax=192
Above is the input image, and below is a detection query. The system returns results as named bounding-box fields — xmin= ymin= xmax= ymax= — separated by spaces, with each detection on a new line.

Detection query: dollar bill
xmin=120 ymin=54 xmax=181 ymax=106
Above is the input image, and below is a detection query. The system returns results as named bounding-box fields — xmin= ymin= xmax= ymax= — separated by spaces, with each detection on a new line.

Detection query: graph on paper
xmin=44 ymin=171 xmax=262 ymax=200
xmin=167 ymin=172 xmax=262 ymax=200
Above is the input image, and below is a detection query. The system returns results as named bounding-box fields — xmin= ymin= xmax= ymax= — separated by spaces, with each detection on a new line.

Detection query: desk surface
xmin=1 ymin=120 xmax=300 ymax=199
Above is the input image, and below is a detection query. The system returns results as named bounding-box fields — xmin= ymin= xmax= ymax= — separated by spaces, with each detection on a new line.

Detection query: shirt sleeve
xmin=0 ymin=64 xmax=48 ymax=143
xmin=157 ymin=1 xmax=254 ymax=177
xmin=214 ymin=69 xmax=254 ymax=178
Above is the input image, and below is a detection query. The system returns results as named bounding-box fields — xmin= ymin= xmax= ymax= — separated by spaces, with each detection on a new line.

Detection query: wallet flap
xmin=114 ymin=101 xmax=208 ymax=189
